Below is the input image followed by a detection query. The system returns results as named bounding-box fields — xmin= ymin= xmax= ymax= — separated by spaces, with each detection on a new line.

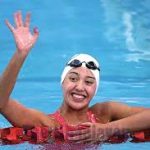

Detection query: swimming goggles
xmin=67 ymin=59 xmax=100 ymax=71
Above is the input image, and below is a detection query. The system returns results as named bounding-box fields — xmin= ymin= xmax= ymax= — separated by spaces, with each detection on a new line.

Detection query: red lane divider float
xmin=0 ymin=126 xmax=150 ymax=145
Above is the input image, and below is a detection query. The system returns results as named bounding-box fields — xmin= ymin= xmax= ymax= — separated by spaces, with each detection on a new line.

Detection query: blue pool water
xmin=0 ymin=0 xmax=150 ymax=149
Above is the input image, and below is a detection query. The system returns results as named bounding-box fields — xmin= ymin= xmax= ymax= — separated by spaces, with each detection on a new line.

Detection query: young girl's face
xmin=62 ymin=67 xmax=96 ymax=110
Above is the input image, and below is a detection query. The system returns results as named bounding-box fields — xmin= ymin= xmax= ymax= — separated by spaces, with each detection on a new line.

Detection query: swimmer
xmin=0 ymin=11 xmax=150 ymax=144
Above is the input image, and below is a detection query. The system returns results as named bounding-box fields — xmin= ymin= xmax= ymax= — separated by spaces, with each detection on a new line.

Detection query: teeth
xmin=72 ymin=93 xmax=85 ymax=99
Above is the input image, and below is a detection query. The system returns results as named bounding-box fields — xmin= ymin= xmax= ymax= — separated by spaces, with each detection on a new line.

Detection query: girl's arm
xmin=107 ymin=101 xmax=150 ymax=132
xmin=0 ymin=11 xmax=38 ymax=109
xmin=0 ymin=11 xmax=58 ymax=129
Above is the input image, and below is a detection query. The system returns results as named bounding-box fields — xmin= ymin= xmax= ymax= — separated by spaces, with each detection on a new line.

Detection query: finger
xmin=5 ymin=19 xmax=15 ymax=32
xmin=68 ymin=128 xmax=90 ymax=136
xmin=14 ymin=12 xmax=20 ymax=28
xmin=68 ymin=133 xmax=91 ymax=141
xmin=88 ymin=140 xmax=102 ymax=145
xmin=32 ymin=27 xmax=39 ymax=44
xmin=24 ymin=12 xmax=31 ymax=27
xmin=75 ymin=138 xmax=92 ymax=144
xmin=98 ymin=134 xmax=108 ymax=142
xmin=79 ymin=122 xmax=92 ymax=127
xmin=17 ymin=11 xmax=23 ymax=26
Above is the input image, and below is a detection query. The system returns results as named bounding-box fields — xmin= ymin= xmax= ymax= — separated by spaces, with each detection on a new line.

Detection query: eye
xmin=69 ymin=77 xmax=78 ymax=82
xmin=68 ymin=74 xmax=79 ymax=82
xmin=85 ymin=79 xmax=95 ymax=85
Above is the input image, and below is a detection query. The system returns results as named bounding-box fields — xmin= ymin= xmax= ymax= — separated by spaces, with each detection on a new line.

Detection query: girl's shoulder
xmin=89 ymin=101 xmax=112 ymax=123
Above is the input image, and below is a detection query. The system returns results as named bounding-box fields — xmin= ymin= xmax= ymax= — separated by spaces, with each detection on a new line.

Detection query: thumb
xmin=32 ymin=27 xmax=39 ymax=43
xmin=5 ymin=19 xmax=15 ymax=33
xmin=79 ymin=122 xmax=92 ymax=127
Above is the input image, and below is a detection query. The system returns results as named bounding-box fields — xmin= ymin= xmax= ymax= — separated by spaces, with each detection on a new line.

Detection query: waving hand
xmin=5 ymin=11 xmax=39 ymax=55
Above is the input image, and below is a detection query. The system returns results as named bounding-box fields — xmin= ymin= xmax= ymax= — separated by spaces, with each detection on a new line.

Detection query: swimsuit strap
xmin=49 ymin=111 xmax=67 ymax=126
xmin=49 ymin=110 xmax=97 ymax=125
xmin=87 ymin=110 xmax=97 ymax=123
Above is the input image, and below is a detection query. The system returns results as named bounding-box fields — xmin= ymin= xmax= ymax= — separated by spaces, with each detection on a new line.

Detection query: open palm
xmin=5 ymin=11 xmax=39 ymax=55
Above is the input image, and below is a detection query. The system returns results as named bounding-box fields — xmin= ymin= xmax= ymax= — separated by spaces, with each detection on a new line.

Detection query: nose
xmin=76 ymin=80 xmax=85 ymax=91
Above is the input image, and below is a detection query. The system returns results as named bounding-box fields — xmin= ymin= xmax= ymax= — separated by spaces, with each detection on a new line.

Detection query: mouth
xmin=71 ymin=92 xmax=86 ymax=102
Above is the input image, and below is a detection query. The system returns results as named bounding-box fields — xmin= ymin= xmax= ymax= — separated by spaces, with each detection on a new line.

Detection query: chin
xmin=69 ymin=102 xmax=89 ymax=110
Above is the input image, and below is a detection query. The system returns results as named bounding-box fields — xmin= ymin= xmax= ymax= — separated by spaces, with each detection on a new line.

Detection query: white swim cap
xmin=61 ymin=54 xmax=100 ymax=94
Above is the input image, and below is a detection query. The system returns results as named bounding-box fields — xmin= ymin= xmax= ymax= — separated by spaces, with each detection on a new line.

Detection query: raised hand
xmin=5 ymin=11 xmax=39 ymax=55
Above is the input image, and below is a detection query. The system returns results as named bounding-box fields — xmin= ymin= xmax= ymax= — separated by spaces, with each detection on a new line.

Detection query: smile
xmin=71 ymin=92 xmax=86 ymax=102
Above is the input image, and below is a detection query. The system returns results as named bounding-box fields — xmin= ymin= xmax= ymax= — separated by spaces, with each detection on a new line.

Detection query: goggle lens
xmin=67 ymin=59 xmax=100 ymax=71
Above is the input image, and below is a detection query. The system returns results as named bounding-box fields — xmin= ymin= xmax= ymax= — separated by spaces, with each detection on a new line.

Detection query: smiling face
xmin=62 ymin=67 xmax=96 ymax=111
